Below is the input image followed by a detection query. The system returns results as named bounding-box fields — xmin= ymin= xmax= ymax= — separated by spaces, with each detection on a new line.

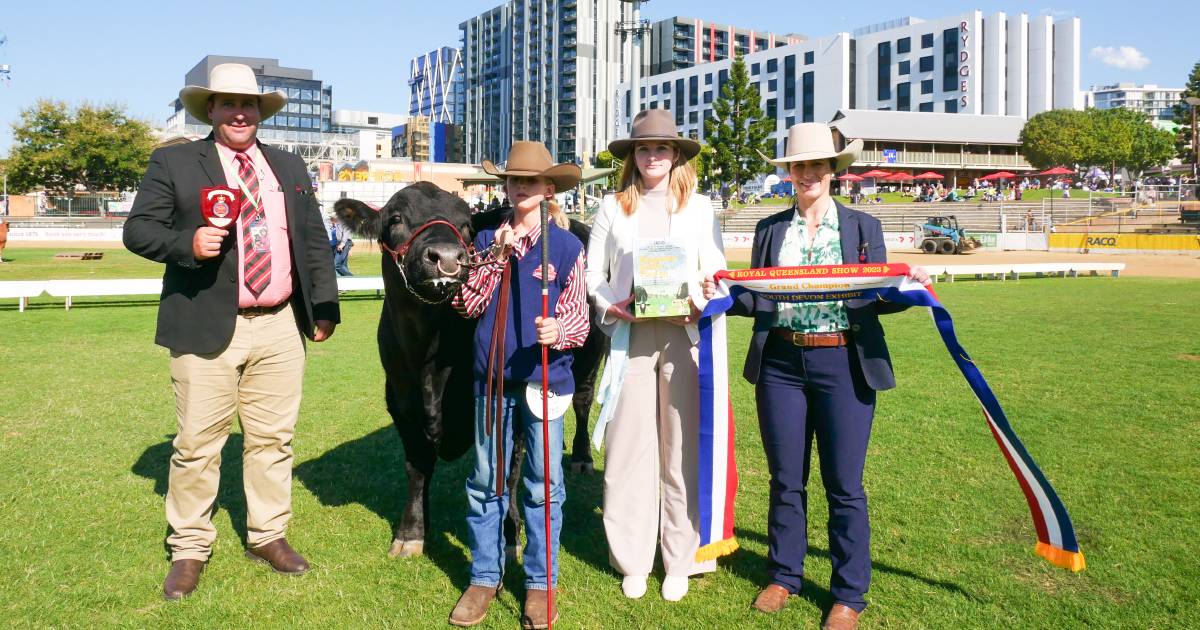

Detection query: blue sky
xmin=0 ymin=0 xmax=1195 ymax=153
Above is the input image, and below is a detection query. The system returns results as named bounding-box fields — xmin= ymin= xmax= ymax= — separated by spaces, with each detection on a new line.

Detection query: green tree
xmin=692 ymin=144 xmax=716 ymax=192
xmin=1172 ymin=59 xmax=1200 ymax=165
xmin=1083 ymin=108 xmax=1136 ymax=186
xmin=703 ymin=55 xmax=775 ymax=197
xmin=1019 ymin=109 xmax=1090 ymax=169
xmin=1102 ymin=107 xmax=1176 ymax=175
xmin=5 ymin=100 xmax=155 ymax=193
xmin=593 ymin=149 xmax=620 ymax=190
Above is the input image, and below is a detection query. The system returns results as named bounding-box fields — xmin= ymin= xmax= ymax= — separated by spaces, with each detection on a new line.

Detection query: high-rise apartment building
xmin=647 ymin=17 xmax=803 ymax=76
xmin=458 ymin=0 xmax=635 ymax=164
xmin=1084 ymin=83 xmax=1184 ymax=123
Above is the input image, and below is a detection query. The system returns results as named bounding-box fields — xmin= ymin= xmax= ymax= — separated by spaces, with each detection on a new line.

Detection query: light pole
xmin=616 ymin=1 xmax=650 ymax=119
xmin=1186 ymin=96 xmax=1200 ymax=197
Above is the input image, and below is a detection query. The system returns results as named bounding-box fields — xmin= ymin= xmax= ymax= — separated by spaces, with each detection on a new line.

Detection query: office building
xmin=458 ymin=0 xmax=635 ymax=164
xmin=616 ymin=10 xmax=1082 ymax=168
xmin=647 ymin=17 xmax=803 ymax=76
xmin=330 ymin=110 xmax=409 ymax=160
xmin=170 ymin=55 xmax=332 ymax=145
xmin=392 ymin=115 xmax=463 ymax=163
xmin=410 ymin=47 xmax=464 ymax=124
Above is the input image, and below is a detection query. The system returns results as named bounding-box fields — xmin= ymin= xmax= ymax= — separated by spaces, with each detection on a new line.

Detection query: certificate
xmin=633 ymin=238 xmax=690 ymax=318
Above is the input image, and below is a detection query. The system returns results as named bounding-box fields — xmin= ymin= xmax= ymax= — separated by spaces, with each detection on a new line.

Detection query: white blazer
xmin=585 ymin=191 xmax=726 ymax=345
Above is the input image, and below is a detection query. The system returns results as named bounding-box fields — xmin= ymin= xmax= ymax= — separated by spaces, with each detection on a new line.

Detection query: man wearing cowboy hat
xmin=124 ymin=62 xmax=339 ymax=600
xmin=704 ymin=123 xmax=928 ymax=630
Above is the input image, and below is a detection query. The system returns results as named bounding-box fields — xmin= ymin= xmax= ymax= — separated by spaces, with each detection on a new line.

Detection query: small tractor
xmin=915 ymin=215 xmax=982 ymax=254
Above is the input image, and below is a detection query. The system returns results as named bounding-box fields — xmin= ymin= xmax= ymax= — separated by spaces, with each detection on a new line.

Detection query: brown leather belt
xmin=769 ymin=328 xmax=848 ymax=347
xmin=238 ymin=302 xmax=288 ymax=318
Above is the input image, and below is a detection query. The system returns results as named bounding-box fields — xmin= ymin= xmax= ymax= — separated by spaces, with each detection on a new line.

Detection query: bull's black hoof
xmin=388 ymin=538 xmax=425 ymax=558
xmin=570 ymin=461 xmax=595 ymax=474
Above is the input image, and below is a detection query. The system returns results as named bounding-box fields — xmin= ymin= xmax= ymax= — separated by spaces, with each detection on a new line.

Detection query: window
xmin=784 ymin=54 xmax=796 ymax=109
xmin=651 ymin=85 xmax=658 ymax=96
xmin=765 ymin=97 xmax=777 ymax=119
xmin=663 ymin=82 xmax=670 ymax=93
xmin=897 ymin=82 xmax=911 ymax=111
xmin=804 ymin=51 xmax=814 ymax=65
xmin=689 ymin=111 xmax=698 ymax=124
xmin=877 ymin=41 xmax=891 ymax=101
xmin=751 ymin=63 xmax=760 ymax=75
xmin=689 ymin=76 xmax=698 ymax=106
xmin=944 ymin=98 xmax=958 ymax=113
xmin=704 ymin=91 xmax=713 ymax=104
xmin=640 ymin=86 xmax=646 ymax=98
xmin=785 ymin=115 xmax=795 ymax=128
xmin=921 ymin=79 xmax=933 ymax=94
xmin=767 ymin=58 xmax=778 ymax=72
xmin=897 ymin=37 xmax=911 ymax=54
xmin=801 ymin=71 xmax=814 ymax=122
xmin=768 ymin=78 xmax=777 ymax=92
xmin=675 ymin=78 xmax=685 ymax=125
xmin=942 ymin=28 xmax=958 ymax=92
xmin=899 ymin=60 xmax=910 ymax=75
xmin=921 ymin=33 xmax=933 ymax=49
xmin=919 ymin=56 xmax=934 ymax=73
xmin=705 ymin=73 xmax=713 ymax=85
xmin=919 ymin=101 xmax=934 ymax=112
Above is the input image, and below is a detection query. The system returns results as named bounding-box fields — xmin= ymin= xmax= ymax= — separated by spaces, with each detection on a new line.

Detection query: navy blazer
xmin=728 ymin=200 xmax=906 ymax=391
xmin=123 ymin=135 xmax=340 ymax=355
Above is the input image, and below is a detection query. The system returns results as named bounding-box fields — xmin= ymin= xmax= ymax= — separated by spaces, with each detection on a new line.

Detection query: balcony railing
xmin=857 ymin=149 xmax=1033 ymax=169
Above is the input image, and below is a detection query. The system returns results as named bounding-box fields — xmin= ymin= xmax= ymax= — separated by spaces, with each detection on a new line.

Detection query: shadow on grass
xmin=131 ymin=434 xmax=250 ymax=559
xmin=729 ymin=527 xmax=974 ymax=602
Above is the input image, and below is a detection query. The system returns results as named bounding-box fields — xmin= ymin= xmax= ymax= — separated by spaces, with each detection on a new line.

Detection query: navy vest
xmin=472 ymin=222 xmax=581 ymax=397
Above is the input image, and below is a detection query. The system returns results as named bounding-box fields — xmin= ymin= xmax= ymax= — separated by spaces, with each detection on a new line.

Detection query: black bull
xmin=334 ymin=182 xmax=607 ymax=557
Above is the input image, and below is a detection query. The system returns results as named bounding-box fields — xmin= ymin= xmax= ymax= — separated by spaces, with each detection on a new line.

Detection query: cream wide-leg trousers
xmin=603 ymin=319 xmax=716 ymax=577
xmin=165 ymin=305 xmax=306 ymax=561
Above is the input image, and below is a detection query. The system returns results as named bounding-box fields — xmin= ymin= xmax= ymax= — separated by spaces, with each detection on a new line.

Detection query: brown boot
xmin=246 ymin=538 xmax=310 ymax=575
xmin=521 ymin=589 xmax=559 ymax=630
xmin=822 ymin=604 xmax=860 ymax=630
xmin=449 ymin=584 xmax=500 ymax=627
xmin=752 ymin=584 xmax=791 ymax=613
xmin=163 ymin=559 xmax=205 ymax=601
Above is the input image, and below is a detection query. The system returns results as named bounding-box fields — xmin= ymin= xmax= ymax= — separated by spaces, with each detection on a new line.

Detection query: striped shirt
xmin=451 ymin=222 xmax=589 ymax=350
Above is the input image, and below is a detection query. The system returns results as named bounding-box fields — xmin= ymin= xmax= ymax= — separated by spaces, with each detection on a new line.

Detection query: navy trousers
xmin=755 ymin=336 xmax=876 ymax=612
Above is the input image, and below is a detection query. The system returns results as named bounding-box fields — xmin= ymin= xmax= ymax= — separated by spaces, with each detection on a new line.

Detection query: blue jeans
xmin=333 ymin=243 xmax=352 ymax=276
xmin=466 ymin=391 xmax=565 ymax=590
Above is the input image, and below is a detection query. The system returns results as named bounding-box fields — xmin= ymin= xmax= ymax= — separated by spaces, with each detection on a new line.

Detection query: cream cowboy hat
xmin=761 ymin=122 xmax=863 ymax=172
xmin=482 ymin=141 xmax=582 ymax=191
xmin=179 ymin=63 xmax=287 ymax=126
xmin=607 ymin=109 xmax=702 ymax=160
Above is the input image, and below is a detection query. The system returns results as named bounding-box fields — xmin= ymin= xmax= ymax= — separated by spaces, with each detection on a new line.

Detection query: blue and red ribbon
xmin=695 ymin=263 xmax=1085 ymax=571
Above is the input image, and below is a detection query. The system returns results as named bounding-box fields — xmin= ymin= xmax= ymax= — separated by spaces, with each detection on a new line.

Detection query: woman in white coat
xmin=585 ymin=109 xmax=726 ymax=602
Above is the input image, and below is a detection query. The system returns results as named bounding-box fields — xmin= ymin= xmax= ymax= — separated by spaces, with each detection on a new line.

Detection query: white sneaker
xmin=661 ymin=575 xmax=689 ymax=601
xmin=621 ymin=574 xmax=648 ymax=599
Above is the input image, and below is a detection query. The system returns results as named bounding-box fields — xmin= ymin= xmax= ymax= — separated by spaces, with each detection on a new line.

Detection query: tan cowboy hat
xmin=762 ymin=122 xmax=863 ymax=172
xmin=179 ymin=63 xmax=287 ymax=126
xmin=482 ymin=141 xmax=582 ymax=191
xmin=608 ymin=109 xmax=702 ymax=160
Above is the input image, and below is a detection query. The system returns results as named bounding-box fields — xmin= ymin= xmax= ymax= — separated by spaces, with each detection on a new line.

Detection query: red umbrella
xmin=914 ymin=171 xmax=944 ymax=180
xmin=1039 ymin=166 xmax=1073 ymax=176
xmin=859 ymin=169 xmax=892 ymax=178
xmin=885 ymin=172 xmax=914 ymax=180
xmin=836 ymin=173 xmax=864 ymax=181
xmin=981 ymin=171 xmax=1017 ymax=180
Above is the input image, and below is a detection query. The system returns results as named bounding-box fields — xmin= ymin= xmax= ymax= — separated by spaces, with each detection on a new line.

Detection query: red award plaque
xmin=200 ymin=186 xmax=242 ymax=229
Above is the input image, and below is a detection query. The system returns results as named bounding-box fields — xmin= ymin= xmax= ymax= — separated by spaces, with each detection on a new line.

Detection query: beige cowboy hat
xmin=482 ymin=141 xmax=582 ymax=191
xmin=762 ymin=122 xmax=863 ymax=172
xmin=179 ymin=63 xmax=287 ymax=126
xmin=608 ymin=109 xmax=702 ymax=160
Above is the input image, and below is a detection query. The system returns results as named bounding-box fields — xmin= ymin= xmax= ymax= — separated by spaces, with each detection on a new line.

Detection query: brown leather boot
xmin=163 ymin=559 xmax=205 ymax=601
xmin=521 ymin=589 xmax=559 ymax=630
xmin=822 ymin=603 xmax=860 ymax=630
xmin=246 ymin=538 xmax=310 ymax=575
xmin=752 ymin=584 xmax=791 ymax=613
xmin=449 ymin=584 xmax=500 ymax=627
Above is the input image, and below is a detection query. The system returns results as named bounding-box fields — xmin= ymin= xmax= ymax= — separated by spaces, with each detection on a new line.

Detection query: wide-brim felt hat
xmin=761 ymin=122 xmax=863 ymax=172
xmin=482 ymin=141 xmax=582 ymax=191
xmin=608 ymin=109 xmax=702 ymax=160
xmin=179 ymin=63 xmax=287 ymax=126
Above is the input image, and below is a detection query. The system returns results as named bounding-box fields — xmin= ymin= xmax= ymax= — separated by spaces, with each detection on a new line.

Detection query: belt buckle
xmin=791 ymin=331 xmax=804 ymax=346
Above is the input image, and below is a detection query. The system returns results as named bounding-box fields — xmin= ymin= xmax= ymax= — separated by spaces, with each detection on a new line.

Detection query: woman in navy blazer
xmin=705 ymin=123 xmax=927 ymax=630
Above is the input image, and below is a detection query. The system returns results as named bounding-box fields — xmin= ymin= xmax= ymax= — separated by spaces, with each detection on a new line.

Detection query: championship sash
xmin=694 ymin=263 xmax=1085 ymax=572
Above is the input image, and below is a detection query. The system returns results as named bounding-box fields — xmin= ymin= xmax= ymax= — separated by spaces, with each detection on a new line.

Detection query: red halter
xmin=379 ymin=219 xmax=473 ymax=266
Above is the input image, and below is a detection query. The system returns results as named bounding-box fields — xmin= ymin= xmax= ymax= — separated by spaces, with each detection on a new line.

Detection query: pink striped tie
xmin=235 ymin=152 xmax=271 ymax=296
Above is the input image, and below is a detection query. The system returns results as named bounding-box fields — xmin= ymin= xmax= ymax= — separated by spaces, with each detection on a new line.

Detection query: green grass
xmin=1 ymin=255 xmax=1197 ymax=628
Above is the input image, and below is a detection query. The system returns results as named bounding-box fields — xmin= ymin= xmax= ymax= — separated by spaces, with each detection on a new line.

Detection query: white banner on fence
xmin=10 ymin=228 xmax=124 ymax=242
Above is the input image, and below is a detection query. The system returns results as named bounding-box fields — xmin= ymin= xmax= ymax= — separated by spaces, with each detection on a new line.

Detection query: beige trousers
xmin=603 ymin=320 xmax=716 ymax=577
xmin=165 ymin=305 xmax=306 ymax=561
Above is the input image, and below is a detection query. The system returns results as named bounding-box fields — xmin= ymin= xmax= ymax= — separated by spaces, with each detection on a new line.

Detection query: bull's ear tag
xmin=525 ymin=383 xmax=571 ymax=420
xmin=201 ymin=186 xmax=242 ymax=229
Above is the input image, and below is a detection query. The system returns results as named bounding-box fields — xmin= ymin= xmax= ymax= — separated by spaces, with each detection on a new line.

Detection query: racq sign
xmin=959 ymin=21 xmax=970 ymax=109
